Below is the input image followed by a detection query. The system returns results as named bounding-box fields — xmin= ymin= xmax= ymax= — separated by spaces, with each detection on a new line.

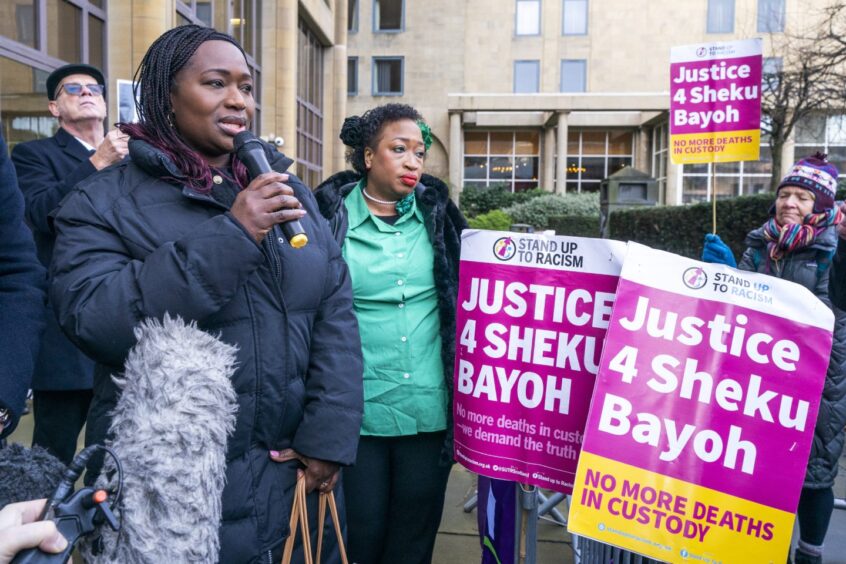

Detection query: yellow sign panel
xmin=568 ymin=452 xmax=794 ymax=564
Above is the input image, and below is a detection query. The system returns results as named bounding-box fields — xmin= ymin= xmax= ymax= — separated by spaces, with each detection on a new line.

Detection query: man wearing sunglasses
xmin=10 ymin=63 xmax=128 ymax=464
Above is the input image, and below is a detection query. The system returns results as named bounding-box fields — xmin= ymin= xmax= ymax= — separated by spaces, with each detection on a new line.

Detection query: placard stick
xmin=711 ymin=172 xmax=717 ymax=234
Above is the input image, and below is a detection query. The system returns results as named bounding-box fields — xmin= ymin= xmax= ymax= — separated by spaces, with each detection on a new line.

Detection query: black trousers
xmin=797 ymin=486 xmax=834 ymax=547
xmin=32 ymin=389 xmax=92 ymax=465
xmin=344 ymin=432 xmax=451 ymax=564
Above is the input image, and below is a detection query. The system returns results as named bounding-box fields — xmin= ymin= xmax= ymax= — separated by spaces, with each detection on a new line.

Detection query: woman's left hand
xmin=269 ymin=450 xmax=339 ymax=493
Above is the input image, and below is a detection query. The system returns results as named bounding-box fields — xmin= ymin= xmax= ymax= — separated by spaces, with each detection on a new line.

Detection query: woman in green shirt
xmin=316 ymin=104 xmax=467 ymax=564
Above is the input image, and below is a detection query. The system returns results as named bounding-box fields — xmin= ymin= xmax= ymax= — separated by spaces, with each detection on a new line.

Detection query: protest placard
xmin=453 ymin=229 xmax=626 ymax=493
xmin=568 ymin=243 xmax=833 ymax=563
xmin=670 ymin=38 xmax=762 ymax=165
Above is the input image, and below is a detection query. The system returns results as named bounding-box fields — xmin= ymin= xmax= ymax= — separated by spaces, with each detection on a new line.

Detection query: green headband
xmin=417 ymin=120 xmax=433 ymax=151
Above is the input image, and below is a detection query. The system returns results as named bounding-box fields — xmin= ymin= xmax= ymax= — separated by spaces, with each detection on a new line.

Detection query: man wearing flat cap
xmin=11 ymin=63 xmax=128 ymax=464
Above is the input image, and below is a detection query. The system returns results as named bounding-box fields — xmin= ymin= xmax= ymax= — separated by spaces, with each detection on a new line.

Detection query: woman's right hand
xmin=230 ymin=172 xmax=307 ymax=243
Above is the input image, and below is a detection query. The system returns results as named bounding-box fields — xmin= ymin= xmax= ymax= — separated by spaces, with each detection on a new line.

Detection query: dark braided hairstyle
xmin=119 ymin=25 xmax=250 ymax=192
xmin=339 ymin=103 xmax=423 ymax=176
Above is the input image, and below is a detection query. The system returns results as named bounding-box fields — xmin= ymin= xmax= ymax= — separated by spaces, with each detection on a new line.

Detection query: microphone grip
xmin=281 ymin=219 xmax=308 ymax=249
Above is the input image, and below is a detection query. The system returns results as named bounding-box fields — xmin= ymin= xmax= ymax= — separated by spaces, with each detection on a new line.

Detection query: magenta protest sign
xmin=670 ymin=38 xmax=762 ymax=164
xmin=569 ymin=243 xmax=833 ymax=562
xmin=453 ymin=229 xmax=626 ymax=493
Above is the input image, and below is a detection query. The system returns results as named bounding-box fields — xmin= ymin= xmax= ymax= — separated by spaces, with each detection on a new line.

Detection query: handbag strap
xmin=281 ymin=475 xmax=313 ymax=564
xmin=315 ymin=491 xmax=349 ymax=564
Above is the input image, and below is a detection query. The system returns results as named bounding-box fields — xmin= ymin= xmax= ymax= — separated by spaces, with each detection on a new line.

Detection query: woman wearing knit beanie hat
xmin=703 ymin=153 xmax=846 ymax=564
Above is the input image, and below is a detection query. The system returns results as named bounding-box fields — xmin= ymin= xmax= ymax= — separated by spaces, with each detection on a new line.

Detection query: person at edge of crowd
xmin=0 ymin=131 xmax=46 ymax=442
xmin=702 ymin=153 xmax=846 ymax=564
xmin=0 ymin=499 xmax=67 ymax=563
xmin=314 ymin=103 xmax=467 ymax=564
xmin=48 ymin=25 xmax=363 ymax=563
xmin=11 ymin=63 xmax=128 ymax=465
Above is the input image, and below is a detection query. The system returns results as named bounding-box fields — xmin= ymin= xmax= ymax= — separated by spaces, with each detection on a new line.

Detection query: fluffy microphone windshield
xmin=0 ymin=443 xmax=65 ymax=507
xmin=83 ymin=315 xmax=238 ymax=563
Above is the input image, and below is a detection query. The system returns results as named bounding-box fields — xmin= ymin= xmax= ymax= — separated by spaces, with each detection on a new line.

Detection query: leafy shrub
xmin=547 ymin=215 xmax=600 ymax=238
xmin=609 ymin=193 xmax=774 ymax=259
xmin=459 ymin=185 xmax=546 ymax=217
xmin=504 ymin=193 xmax=600 ymax=230
xmin=467 ymin=209 xmax=514 ymax=231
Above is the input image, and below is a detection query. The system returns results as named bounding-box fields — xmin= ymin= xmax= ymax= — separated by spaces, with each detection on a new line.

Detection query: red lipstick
xmin=400 ymin=175 xmax=417 ymax=187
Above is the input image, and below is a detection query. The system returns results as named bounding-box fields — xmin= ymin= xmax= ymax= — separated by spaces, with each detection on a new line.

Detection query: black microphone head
xmin=0 ymin=443 xmax=66 ymax=506
xmin=233 ymin=130 xmax=259 ymax=155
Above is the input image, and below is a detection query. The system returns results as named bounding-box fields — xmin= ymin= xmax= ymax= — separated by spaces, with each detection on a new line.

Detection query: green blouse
xmin=342 ymin=182 xmax=448 ymax=436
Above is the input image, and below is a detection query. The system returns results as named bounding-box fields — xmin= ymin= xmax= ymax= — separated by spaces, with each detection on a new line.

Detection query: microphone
xmin=80 ymin=315 xmax=239 ymax=563
xmin=0 ymin=444 xmax=66 ymax=507
xmin=234 ymin=131 xmax=309 ymax=249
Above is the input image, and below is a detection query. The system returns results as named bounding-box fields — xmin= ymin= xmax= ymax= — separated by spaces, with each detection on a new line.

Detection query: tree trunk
xmin=769 ymin=141 xmax=783 ymax=193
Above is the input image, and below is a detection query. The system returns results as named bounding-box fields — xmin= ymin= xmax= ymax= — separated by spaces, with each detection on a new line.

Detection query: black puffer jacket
xmin=738 ymin=226 xmax=846 ymax=488
xmin=314 ymin=171 xmax=467 ymax=465
xmin=50 ymin=140 xmax=363 ymax=563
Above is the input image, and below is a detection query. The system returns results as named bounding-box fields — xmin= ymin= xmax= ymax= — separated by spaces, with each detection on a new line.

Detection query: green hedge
xmin=609 ymin=193 xmax=775 ymax=259
xmin=467 ymin=209 xmax=514 ymax=231
xmin=459 ymin=185 xmax=546 ymax=217
xmin=504 ymin=193 xmax=600 ymax=230
xmin=547 ymin=215 xmax=600 ymax=238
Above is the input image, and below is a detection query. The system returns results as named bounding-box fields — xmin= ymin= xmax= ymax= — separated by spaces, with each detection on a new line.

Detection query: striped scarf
xmin=762 ymin=206 xmax=843 ymax=261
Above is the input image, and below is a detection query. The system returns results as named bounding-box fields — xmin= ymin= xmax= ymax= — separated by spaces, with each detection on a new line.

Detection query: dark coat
xmin=314 ymin=171 xmax=467 ymax=465
xmin=0 ymin=133 xmax=46 ymax=438
xmin=738 ymin=227 xmax=846 ymax=489
xmin=50 ymin=139 xmax=363 ymax=563
xmin=11 ymin=127 xmax=97 ymax=390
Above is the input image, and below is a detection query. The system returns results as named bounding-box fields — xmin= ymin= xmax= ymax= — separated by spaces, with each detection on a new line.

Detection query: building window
xmin=566 ymin=130 xmax=633 ymax=192
xmin=757 ymin=0 xmax=784 ymax=32
xmin=463 ymin=131 xmax=540 ymax=193
xmin=348 ymin=0 xmax=359 ymax=32
xmin=707 ymin=0 xmax=734 ymax=33
xmin=297 ymin=19 xmax=324 ymax=188
xmin=374 ymin=0 xmax=403 ymax=32
xmin=515 ymin=0 xmax=540 ymax=35
xmin=650 ymin=122 xmax=668 ymax=201
xmin=514 ymin=60 xmax=539 ymax=93
xmin=348 ymin=57 xmax=358 ymax=96
xmin=1 ymin=1 xmax=106 ymax=148
xmin=560 ymin=59 xmax=586 ymax=92
xmin=562 ymin=0 xmax=587 ymax=35
xmin=176 ymin=1 xmax=213 ymax=26
xmin=680 ymin=155 xmax=772 ymax=203
xmin=373 ymin=57 xmax=403 ymax=95
xmin=231 ymin=0 xmax=262 ymax=133
xmin=794 ymin=114 xmax=846 ymax=175
xmin=762 ymin=56 xmax=782 ymax=93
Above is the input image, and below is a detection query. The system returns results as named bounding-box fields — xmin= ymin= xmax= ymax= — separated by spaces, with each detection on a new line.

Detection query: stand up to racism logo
xmin=493 ymin=237 xmax=517 ymax=261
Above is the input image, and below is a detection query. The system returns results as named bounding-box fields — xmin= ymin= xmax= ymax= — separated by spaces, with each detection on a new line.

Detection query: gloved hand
xmin=702 ymin=233 xmax=737 ymax=267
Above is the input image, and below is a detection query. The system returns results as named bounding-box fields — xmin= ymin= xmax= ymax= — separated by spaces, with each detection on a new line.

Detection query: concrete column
xmin=542 ymin=125 xmax=555 ymax=192
xmin=331 ymin=0 xmax=348 ymax=174
xmin=781 ymin=134 xmax=795 ymax=178
xmin=449 ymin=112 xmax=462 ymax=201
xmin=666 ymin=159 xmax=682 ymax=205
xmin=555 ymin=112 xmax=569 ymax=194
xmin=276 ymin=0 xmax=299 ymax=158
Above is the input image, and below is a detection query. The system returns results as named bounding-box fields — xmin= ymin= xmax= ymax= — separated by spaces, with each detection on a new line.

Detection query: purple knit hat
xmin=777 ymin=152 xmax=838 ymax=213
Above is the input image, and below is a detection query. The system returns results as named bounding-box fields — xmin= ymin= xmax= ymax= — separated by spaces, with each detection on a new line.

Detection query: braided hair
xmin=339 ymin=103 xmax=423 ymax=176
xmin=119 ymin=25 xmax=250 ymax=192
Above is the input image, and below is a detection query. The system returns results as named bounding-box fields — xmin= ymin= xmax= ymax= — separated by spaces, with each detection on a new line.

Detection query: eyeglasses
xmin=57 ymin=83 xmax=105 ymax=97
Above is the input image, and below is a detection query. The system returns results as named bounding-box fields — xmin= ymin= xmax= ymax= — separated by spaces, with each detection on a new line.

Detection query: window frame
xmin=347 ymin=56 xmax=358 ymax=96
xmin=756 ymin=0 xmax=785 ymax=33
xmin=373 ymin=0 xmax=404 ymax=33
xmin=513 ymin=59 xmax=540 ymax=94
xmin=462 ymin=130 xmax=542 ymax=193
xmin=563 ymin=129 xmax=635 ymax=193
xmin=515 ymin=0 xmax=541 ymax=36
xmin=561 ymin=0 xmax=588 ymax=36
xmin=560 ymin=59 xmax=587 ymax=92
xmin=372 ymin=56 xmax=404 ymax=96
xmin=348 ymin=0 xmax=359 ymax=33
xmin=706 ymin=0 xmax=735 ymax=33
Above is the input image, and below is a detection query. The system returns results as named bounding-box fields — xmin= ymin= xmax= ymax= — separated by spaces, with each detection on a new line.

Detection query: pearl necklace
xmin=361 ymin=187 xmax=400 ymax=206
